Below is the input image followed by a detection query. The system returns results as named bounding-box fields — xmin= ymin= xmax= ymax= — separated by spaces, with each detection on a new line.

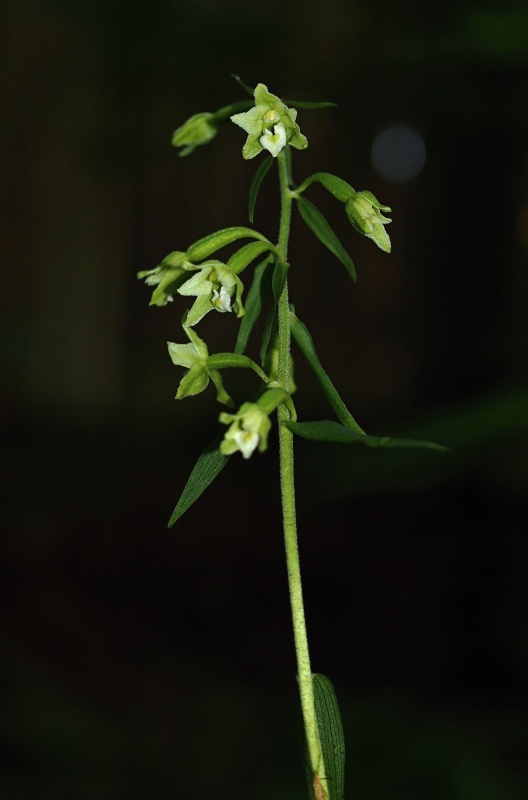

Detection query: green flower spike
xmin=345 ymin=190 xmax=392 ymax=253
xmin=178 ymin=260 xmax=245 ymax=326
xmin=137 ymin=251 xmax=188 ymax=307
xmin=230 ymin=83 xmax=308 ymax=160
xmin=171 ymin=112 xmax=218 ymax=157
xmin=167 ymin=319 xmax=232 ymax=405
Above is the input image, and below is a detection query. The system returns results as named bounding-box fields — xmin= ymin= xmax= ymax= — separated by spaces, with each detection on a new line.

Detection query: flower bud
xmin=345 ymin=191 xmax=392 ymax=253
xmin=171 ymin=113 xmax=218 ymax=157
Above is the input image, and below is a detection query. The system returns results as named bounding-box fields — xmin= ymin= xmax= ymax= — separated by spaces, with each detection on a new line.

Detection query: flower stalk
xmin=276 ymin=150 xmax=328 ymax=796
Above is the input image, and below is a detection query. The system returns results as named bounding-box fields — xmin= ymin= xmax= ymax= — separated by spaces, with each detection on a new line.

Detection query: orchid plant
xmin=139 ymin=77 xmax=443 ymax=800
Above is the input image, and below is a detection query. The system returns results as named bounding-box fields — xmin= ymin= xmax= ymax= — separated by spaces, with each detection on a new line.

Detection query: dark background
xmin=2 ymin=1 xmax=528 ymax=798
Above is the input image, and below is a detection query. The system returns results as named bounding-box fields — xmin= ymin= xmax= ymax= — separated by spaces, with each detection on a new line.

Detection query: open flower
xmin=137 ymin=251 xmax=187 ymax=306
xmin=230 ymin=83 xmax=308 ymax=160
xmin=167 ymin=321 xmax=232 ymax=405
xmin=345 ymin=191 xmax=392 ymax=253
xmin=219 ymin=402 xmax=272 ymax=459
xmin=177 ymin=260 xmax=244 ymax=326
xmin=171 ymin=112 xmax=218 ymax=157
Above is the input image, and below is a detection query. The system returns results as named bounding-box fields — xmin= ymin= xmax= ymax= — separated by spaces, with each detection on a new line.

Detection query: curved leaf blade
xmin=248 ymin=155 xmax=274 ymax=222
xmin=296 ymin=196 xmax=356 ymax=281
xmin=227 ymin=240 xmax=275 ymax=274
xmin=260 ymin=305 xmax=277 ymax=367
xmin=286 ymin=419 xmax=448 ymax=451
xmin=290 ymin=314 xmax=365 ymax=434
xmin=231 ymin=73 xmax=255 ymax=96
xmin=168 ymin=439 xmax=230 ymax=528
xmin=312 ymin=674 xmax=345 ymax=800
xmin=234 ymin=257 xmax=274 ymax=355
xmin=186 ymin=227 xmax=268 ymax=262
xmin=284 ymin=99 xmax=337 ymax=109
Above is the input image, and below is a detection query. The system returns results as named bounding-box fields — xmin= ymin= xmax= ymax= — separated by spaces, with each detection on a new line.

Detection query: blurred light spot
xmin=371 ymin=126 xmax=426 ymax=183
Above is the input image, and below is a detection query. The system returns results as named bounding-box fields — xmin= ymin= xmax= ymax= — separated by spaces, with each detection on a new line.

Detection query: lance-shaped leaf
xmin=231 ymin=73 xmax=255 ymax=96
xmin=235 ymin=257 xmax=275 ymax=355
xmin=227 ymin=240 xmax=277 ymax=273
xmin=290 ymin=313 xmax=365 ymax=434
xmin=286 ymin=420 xmax=448 ymax=451
xmin=168 ymin=440 xmax=230 ymax=528
xmin=283 ymin=99 xmax=336 ymax=109
xmin=186 ymin=227 xmax=269 ymax=262
xmin=272 ymin=257 xmax=289 ymax=304
xmin=249 ymin=154 xmax=274 ymax=222
xmin=296 ymin=196 xmax=356 ymax=281
xmin=309 ymin=674 xmax=345 ymax=800
xmin=260 ymin=306 xmax=277 ymax=368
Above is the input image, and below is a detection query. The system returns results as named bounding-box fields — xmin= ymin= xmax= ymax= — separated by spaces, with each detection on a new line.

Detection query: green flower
xmin=230 ymin=83 xmax=308 ymax=160
xmin=167 ymin=321 xmax=232 ymax=405
xmin=137 ymin=251 xmax=187 ymax=307
xmin=171 ymin=112 xmax=218 ymax=157
xmin=345 ymin=191 xmax=392 ymax=253
xmin=178 ymin=260 xmax=245 ymax=326
xmin=219 ymin=402 xmax=272 ymax=459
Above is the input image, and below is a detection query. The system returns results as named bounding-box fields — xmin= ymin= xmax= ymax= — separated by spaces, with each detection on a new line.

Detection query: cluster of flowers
xmin=139 ymin=84 xmax=392 ymax=458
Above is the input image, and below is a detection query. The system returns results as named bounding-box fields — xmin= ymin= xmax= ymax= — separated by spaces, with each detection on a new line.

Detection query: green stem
xmin=276 ymin=150 xmax=327 ymax=796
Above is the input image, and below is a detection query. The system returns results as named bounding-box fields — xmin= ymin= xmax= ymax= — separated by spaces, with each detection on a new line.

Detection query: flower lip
xmin=260 ymin=124 xmax=287 ymax=157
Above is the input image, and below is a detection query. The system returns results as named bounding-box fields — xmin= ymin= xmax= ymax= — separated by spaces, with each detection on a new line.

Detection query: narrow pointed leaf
xmin=272 ymin=258 xmax=289 ymax=304
xmin=227 ymin=240 xmax=275 ymax=273
xmin=249 ymin=155 xmax=274 ymax=222
xmin=296 ymin=196 xmax=356 ymax=281
xmin=286 ymin=420 xmax=448 ymax=451
xmin=235 ymin=257 xmax=274 ymax=355
xmin=290 ymin=313 xmax=365 ymax=434
xmin=312 ymin=674 xmax=345 ymax=800
xmin=168 ymin=440 xmax=230 ymax=528
xmin=260 ymin=306 xmax=277 ymax=367
xmin=283 ymin=99 xmax=337 ymax=109
xmin=186 ymin=227 xmax=268 ymax=262
xmin=231 ymin=73 xmax=255 ymax=96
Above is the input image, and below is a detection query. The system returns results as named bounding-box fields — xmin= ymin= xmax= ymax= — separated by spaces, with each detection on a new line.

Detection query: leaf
xmin=286 ymin=420 xmax=448 ymax=451
xmin=283 ymin=99 xmax=337 ymax=109
xmin=248 ymin=155 xmax=274 ymax=223
xmin=312 ymin=674 xmax=345 ymax=800
xmin=186 ymin=227 xmax=268 ymax=262
xmin=260 ymin=305 xmax=277 ymax=367
xmin=296 ymin=197 xmax=356 ymax=281
xmin=167 ymin=440 xmax=230 ymax=528
xmin=272 ymin=258 xmax=289 ymax=304
xmin=231 ymin=73 xmax=255 ymax=96
xmin=227 ymin=240 xmax=275 ymax=273
xmin=235 ymin=257 xmax=274 ymax=355
xmin=290 ymin=314 xmax=365 ymax=434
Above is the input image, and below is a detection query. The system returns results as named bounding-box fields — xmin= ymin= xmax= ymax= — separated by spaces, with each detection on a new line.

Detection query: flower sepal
xmin=137 ymin=251 xmax=187 ymax=306
xmin=219 ymin=388 xmax=289 ymax=459
xmin=168 ymin=317 xmax=233 ymax=405
xmin=178 ymin=260 xmax=245 ymax=326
